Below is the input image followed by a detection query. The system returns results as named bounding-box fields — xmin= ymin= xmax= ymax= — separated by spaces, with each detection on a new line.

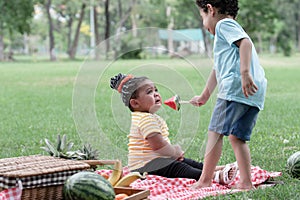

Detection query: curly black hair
xmin=195 ymin=0 xmax=239 ymax=19
xmin=110 ymin=73 xmax=149 ymax=111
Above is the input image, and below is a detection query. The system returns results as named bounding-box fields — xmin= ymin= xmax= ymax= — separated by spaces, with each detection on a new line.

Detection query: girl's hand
xmin=241 ymin=73 xmax=258 ymax=98
xmin=177 ymin=152 xmax=185 ymax=161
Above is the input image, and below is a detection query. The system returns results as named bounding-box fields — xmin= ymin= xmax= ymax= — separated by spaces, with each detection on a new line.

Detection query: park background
xmin=0 ymin=0 xmax=300 ymax=199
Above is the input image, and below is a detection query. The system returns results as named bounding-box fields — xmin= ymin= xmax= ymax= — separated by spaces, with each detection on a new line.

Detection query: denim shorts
xmin=208 ymin=98 xmax=260 ymax=141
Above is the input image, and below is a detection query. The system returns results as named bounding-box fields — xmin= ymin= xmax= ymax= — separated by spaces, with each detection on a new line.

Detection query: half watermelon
xmin=164 ymin=95 xmax=180 ymax=111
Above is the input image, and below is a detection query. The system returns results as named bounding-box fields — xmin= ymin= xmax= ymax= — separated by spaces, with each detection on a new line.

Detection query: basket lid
xmin=0 ymin=155 xmax=90 ymax=178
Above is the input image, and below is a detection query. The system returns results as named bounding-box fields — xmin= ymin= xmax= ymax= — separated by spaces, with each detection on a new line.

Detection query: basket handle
xmin=82 ymin=160 xmax=118 ymax=166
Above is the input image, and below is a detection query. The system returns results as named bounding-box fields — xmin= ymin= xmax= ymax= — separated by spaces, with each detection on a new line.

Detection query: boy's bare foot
xmin=230 ymin=182 xmax=256 ymax=190
xmin=190 ymin=181 xmax=212 ymax=189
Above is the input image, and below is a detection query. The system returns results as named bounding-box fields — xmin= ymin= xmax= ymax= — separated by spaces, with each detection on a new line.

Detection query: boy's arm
xmin=146 ymin=132 xmax=183 ymax=159
xmin=190 ymin=69 xmax=217 ymax=106
xmin=235 ymin=38 xmax=258 ymax=97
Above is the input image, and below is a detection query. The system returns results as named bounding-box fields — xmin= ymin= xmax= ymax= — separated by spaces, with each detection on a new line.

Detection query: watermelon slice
xmin=164 ymin=95 xmax=181 ymax=111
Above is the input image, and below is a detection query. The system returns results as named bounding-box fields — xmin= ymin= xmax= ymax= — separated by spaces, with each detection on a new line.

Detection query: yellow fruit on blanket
xmin=114 ymin=172 xmax=147 ymax=187
xmin=108 ymin=160 xmax=122 ymax=186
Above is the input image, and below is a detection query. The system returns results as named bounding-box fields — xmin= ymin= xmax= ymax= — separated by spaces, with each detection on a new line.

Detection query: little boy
xmin=190 ymin=0 xmax=267 ymax=190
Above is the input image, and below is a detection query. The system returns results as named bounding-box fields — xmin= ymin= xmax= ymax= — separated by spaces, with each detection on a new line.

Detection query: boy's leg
xmin=228 ymin=105 xmax=259 ymax=189
xmin=229 ymin=134 xmax=254 ymax=189
xmin=192 ymin=131 xmax=223 ymax=188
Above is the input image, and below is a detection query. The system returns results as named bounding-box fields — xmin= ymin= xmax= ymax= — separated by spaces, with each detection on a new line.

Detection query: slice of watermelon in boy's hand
xmin=163 ymin=95 xmax=190 ymax=111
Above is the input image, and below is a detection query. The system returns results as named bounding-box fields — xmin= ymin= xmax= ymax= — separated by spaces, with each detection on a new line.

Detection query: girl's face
xmin=199 ymin=5 xmax=218 ymax=35
xmin=130 ymin=80 xmax=162 ymax=113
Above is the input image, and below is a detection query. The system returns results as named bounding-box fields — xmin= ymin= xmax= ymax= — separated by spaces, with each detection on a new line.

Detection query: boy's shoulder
xmin=216 ymin=18 xmax=247 ymax=39
xmin=217 ymin=18 xmax=241 ymax=28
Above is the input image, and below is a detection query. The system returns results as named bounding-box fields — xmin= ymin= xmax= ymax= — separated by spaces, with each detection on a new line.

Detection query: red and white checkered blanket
xmin=98 ymin=165 xmax=282 ymax=200
xmin=0 ymin=165 xmax=281 ymax=200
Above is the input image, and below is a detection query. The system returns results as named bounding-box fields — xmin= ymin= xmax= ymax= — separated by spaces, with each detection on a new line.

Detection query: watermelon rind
xmin=64 ymin=171 xmax=115 ymax=200
xmin=286 ymin=151 xmax=300 ymax=179
xmin=175 ymin=95 xmax=181 ymax=111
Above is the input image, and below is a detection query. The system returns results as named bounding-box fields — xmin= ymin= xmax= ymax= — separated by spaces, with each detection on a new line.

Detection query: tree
xmin=45 ymin=0 xmax=56 ymax=61
xmin=55 ymin=0 xmax=87 ymax=59
xmin=104 ymin=0 xmax=110 ymax=59
xmin=173 ymin=0 xmax=212 ymax=56
xmin=274 ymin=0 xmax=299 ymax=55
xmin=237 ymin=0 xmax=278 ymax=53
xmin=0 ymin=0 xmax=34 ymax=61
xmin=113 ymin=0 xmax=136 ymax=59
xmin=93 ymin=4 xmax=100 ymax=60
xmin=67 ymin=3 xmax=86 ymax=59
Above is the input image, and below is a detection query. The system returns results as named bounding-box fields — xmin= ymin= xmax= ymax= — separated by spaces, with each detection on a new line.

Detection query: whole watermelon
xmin=286 ymin=151 xmax=300 ymax=179
xmin=63 ymin=171 xmax=115 ymax=200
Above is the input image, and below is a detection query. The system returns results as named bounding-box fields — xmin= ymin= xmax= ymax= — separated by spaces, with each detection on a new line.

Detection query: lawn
xmin=0 ymin=54 xmax=299 ymax=199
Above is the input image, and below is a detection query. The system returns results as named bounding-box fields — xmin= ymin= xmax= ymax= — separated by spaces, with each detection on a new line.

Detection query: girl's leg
xmin=229 ymin=134 xmax=254 ymax=189
xmin=182 ymin=158 xmax=203 ymax=169
xmin=152 ymin=158 xmax=203 ymax=180
xmin=215 ymin=165 xmax=225 ymax=171
xmin=192 ymin=131 xmax=223 ymax=188
xmin=136 ymin=157 xmax=203 ymax=180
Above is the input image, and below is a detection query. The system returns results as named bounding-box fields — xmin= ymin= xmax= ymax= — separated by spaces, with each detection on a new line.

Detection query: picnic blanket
xmin=97 ymin=165 xmax=282 ymax=200
xmin=0 ymin=165 xmax=282 ymax=200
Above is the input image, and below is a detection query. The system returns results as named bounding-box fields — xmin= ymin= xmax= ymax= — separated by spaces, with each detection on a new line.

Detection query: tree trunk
xmin=0 ymin=25 xmax=4 ymax=61
xmin=298 ymin=27 xmax=300 ymax=52
xmin=167 ymin=18 xmax=174 ymax=57
xmin=113 ymin=0 xmax=136 ymax=59
xmin=67 ymin=18 xmax=73 ymax=53
xmin=46 ymin=0 xmax=56 ymax=61
xmin=93 ymin=5 xmax=100 ymax=60
xmin=104 ymin=0 xmax=110 ymax=59
xmin=23 ymin=33 xmax=29 ymax=55
xmin=166 ymin=6 xmax=174 ymax=57
xmin=297 ymin=2 xmax=300 ymax=51
xmin=131 ymin=14 xmax=137 ymax=37
xmin=256 ymin=33 xmax=263 ymax=54
xmin=68 ymin=3 xmax=86 ymax=60
xmin=118 ymin=0 xmax=122 ymax=19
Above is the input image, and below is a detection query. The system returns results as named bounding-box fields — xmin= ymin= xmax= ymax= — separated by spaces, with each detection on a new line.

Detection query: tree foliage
xmin=0 ymin=0 xmax=34 ymax=60
xmin=1 ymin=0 xmax=300 ymax=60
xmin=0 ymin=0 xmax=34 ymax=34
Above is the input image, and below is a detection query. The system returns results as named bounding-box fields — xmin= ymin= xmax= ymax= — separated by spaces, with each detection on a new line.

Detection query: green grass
xmin=0 ymin=54 xmax=299 ymax=199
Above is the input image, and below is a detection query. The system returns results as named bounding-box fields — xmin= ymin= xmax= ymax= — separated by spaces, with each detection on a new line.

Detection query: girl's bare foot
xmin=214 ymin=162 xmax=238 ymax=185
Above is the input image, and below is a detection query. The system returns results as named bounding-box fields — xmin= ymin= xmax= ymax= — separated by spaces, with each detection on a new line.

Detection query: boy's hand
xmin=241 ymin=73 xmax=258 ymax=98
xmin=189 ymin=95 xmax=208 ymax=106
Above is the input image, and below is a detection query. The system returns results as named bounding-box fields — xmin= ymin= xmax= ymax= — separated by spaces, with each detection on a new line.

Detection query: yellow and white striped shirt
xmin=128 ymin=111 xmax=171 ymax=171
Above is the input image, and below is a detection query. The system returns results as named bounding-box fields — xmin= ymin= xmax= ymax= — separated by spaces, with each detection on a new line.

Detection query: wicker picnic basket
xmin=0 ymin=155 xmax=93 ymax=200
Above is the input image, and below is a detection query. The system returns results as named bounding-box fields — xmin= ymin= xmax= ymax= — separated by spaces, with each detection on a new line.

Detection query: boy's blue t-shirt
xmin=213 ymin=18 xmax=267 ymax=110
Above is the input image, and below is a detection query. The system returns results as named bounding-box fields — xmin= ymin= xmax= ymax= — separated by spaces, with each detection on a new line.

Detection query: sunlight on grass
xmin=0 ymin=54 xmax=299 ymax=199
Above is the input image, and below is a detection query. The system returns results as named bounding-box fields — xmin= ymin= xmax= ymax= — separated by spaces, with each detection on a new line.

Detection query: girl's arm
xmin=235 ymin=38 xmax=258 ymax=97
xmin=190 ymin=69 xmax=217 ymax=106
xmin=146 ymin=132 xmax=183 ymax=159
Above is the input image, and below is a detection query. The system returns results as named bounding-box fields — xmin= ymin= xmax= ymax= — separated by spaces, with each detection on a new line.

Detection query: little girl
xmin=110 ymin=73 xmax=237 ymax=184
